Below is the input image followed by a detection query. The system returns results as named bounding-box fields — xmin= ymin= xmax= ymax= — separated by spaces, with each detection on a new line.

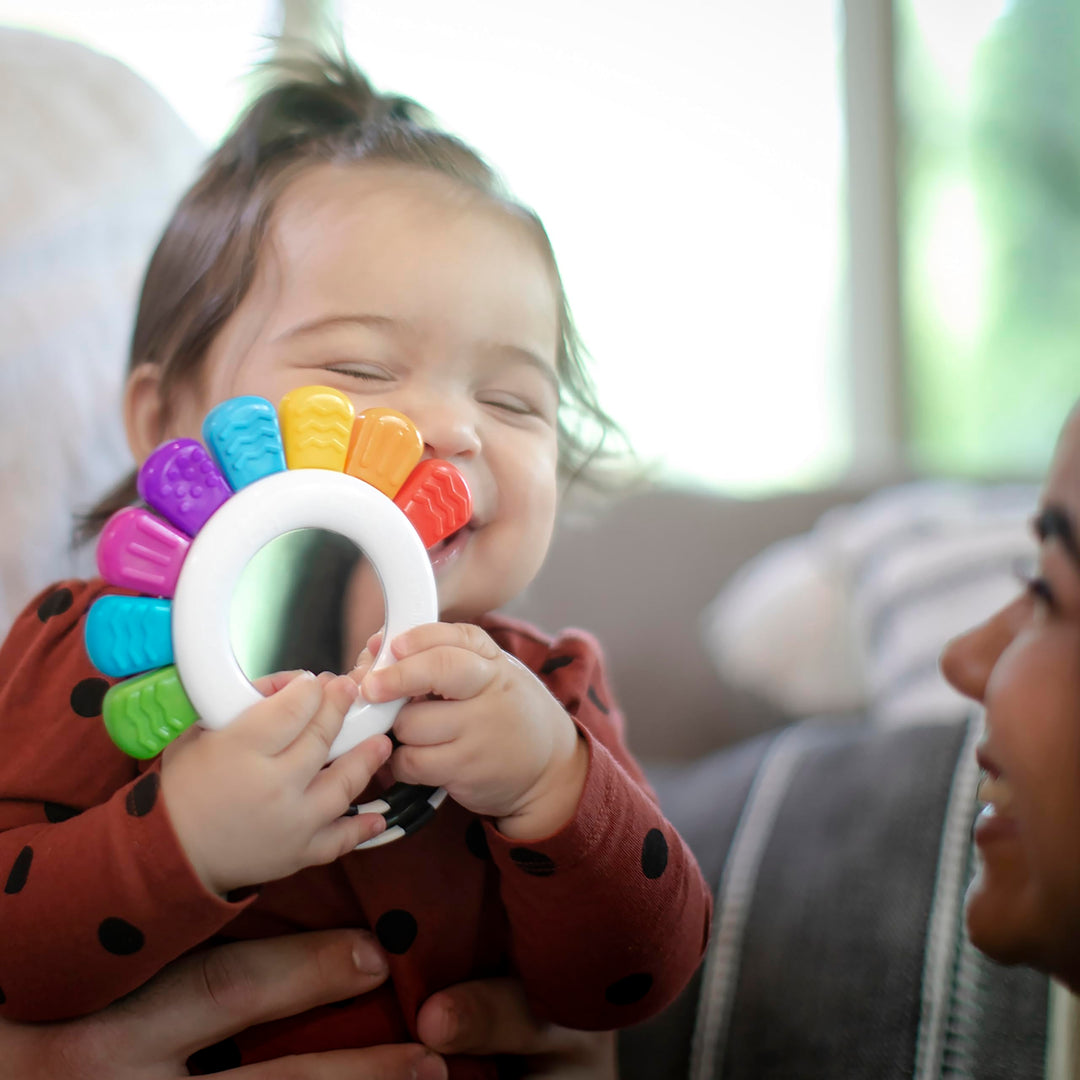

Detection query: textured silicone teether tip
xmin=279 ymin=386 xmax=355 ymax=471
xmin=138 ymin=438 xmax=232 ymax=536
xmin=203 ymin=395 xmax=286 ymax=491
xmin=103 ymin=666 xmax=198 ymax=759
xmin=97 ymin=507 xmax=190 ymax=598
xmin=85 ymin=595 xmax=174 ymax=678
xmin=394 ymin=460 xmax=473 ymax=548
xmin=345 ymin=408 xmax=424 ymax=497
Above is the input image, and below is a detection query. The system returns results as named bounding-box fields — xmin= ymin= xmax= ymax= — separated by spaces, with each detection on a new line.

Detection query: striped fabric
xmin=621 ymin=713 xmax=1048 ymax=1080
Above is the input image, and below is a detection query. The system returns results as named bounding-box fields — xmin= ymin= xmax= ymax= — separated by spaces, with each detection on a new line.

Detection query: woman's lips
xmin=974 ymin=744 xmax=1019 ymax=845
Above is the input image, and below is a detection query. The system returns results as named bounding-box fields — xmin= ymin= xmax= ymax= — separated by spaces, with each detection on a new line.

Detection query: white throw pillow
xmin=701 ymin=481 xmax=1038 ymax=724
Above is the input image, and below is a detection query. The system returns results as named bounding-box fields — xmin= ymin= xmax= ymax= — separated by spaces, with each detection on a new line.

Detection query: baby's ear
xmin=123 ymin=364 xmax=167 ymax=463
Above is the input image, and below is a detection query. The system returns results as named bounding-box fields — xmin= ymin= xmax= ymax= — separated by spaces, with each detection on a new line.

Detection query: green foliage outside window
xmin=900 ymin=0 xmax=1080 ymax=477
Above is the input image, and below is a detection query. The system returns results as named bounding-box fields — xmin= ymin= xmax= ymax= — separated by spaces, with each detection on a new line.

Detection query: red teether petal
xmin=394 ymin=460 xmax=472 ymax=549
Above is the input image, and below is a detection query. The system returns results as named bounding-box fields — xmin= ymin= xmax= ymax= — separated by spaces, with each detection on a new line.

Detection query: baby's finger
xmin=283 ymin=675 xmax=359 ymax=773
xmin=363 ymin=647 xmax=494 ymax=705
xmin=307 ymin=733 xmax=393 ymax=820
xmin=389 ymin=622 xmax=501 ymax=662
xmin=390 ymin=741 xmax=459 ymax=790
xmin=251 ymin=669 xmax=308 ymax=696
xmin=226 ymin=671 xmax=322 ymax=754
xmin=348 ymin=629 xmax=385 ymax=675
xmin=305 ymin=811 xmax=387 ymax=865
xmin=392 ymin=698 xmax=463 ymax=748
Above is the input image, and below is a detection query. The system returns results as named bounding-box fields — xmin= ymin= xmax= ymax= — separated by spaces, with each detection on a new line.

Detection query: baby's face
xmin=150 ymin=162 xmax=561 ymax=626
xmin=942 ymin=404 xmax=1080 ymax=988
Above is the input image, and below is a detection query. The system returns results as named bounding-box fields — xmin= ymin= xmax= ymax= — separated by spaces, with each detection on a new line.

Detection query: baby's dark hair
xmin=81 ymin=46 xmax=624 ymax=540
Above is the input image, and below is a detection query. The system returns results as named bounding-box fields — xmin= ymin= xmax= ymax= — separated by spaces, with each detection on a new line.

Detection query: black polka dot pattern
xmin=465 ymin=818 xmax=490 ymax=860
xmin=509 ymin=847 xmax=555 ymax=877
xmin=126 ymin=774 xmax=160 ymax=817
xmin=587 ymin=686 xmax=610 ymax=715
xmin=37 ymin=587 xmax=73 ymax=622
xmin=540 ymin=654 xmax=574 ymax=675
xmin=98 ymin=917 xmax=144 ymax=955
xmin=187 ymin=1036 xmax=242 ymax=1073
xmin=375 ymin=909 xmax=418 ymax=954
xmin=44 ymin=802 xmax=81 ymax=823
xmin=70 ymin=677 xmax=109 ymax=718
xmin=4 ymin=846 xmax=32 ymax=894
xmin=641 ymin=828 xmax=669 ymax=879
xmin=605 ymin=972 xmax=653 ymax=1006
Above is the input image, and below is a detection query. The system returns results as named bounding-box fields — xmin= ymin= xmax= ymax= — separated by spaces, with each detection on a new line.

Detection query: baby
xmin=0 ymin=49 xmax=710 ymax=1077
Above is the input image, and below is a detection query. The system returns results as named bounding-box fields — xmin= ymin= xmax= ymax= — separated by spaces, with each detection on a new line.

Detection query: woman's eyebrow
xmin=1034 ymin=505 xmax=1080 ymax=568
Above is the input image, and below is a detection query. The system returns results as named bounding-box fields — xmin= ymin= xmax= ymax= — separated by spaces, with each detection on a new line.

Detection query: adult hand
xmin=0 ymin=929 xmax=446 ymax=1079
xmin=418 ymin=977 xmax=618 ymax=1080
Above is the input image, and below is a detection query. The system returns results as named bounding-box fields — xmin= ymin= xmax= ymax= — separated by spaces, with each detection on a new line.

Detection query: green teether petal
xmin=103 ymin=666 xmax=198 ymax=759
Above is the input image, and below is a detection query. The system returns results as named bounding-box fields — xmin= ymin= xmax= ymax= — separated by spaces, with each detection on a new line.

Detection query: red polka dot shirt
xmin=0 ymin=580 xmax=711 ymax=1078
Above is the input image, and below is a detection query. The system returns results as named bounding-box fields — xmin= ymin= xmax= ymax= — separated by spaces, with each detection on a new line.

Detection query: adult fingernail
xmin=431 ymin=1000 xmax=458 ymax=1045
xmin=352 ymin=935 xmax=388 ymax=976
xmin=414 ymin=1051 xmax=447 ymax=1080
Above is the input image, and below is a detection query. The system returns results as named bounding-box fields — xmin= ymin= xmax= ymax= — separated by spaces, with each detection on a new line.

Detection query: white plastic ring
xmin=172 ymin=468 xmax=438 ymax=761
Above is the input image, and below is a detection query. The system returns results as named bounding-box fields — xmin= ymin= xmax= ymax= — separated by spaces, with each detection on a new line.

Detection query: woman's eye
xmin=1014 ymin=561 xmax=1057 ymax=611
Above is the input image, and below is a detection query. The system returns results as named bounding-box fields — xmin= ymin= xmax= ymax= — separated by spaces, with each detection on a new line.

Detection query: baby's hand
xmin=161 ymin=671 xmax=392 ymax=896
xmin=358 ymin=624 xmax=588 ymax=840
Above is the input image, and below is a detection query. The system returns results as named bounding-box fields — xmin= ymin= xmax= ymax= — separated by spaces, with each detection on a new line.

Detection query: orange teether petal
xmin=278 ymin=386 xmax=355 ymax=471
xmin=394 ymin=460 xmax=473 ymax=549
xmin=345 ymin=408 xmax=424 ymax=498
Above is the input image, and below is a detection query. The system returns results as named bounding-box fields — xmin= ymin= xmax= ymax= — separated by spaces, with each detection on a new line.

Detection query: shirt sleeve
xmin=0 ymin=580 xmax=254 ymax=1021
xmin=479 ymin=616 xmax=713 ymax=1030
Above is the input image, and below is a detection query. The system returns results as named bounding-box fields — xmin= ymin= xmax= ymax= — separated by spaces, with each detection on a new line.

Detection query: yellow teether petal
xmin=345 ymin=408 xmax=425 ymax=498
xmin=279 ymin=386 xmax=355 ymax=471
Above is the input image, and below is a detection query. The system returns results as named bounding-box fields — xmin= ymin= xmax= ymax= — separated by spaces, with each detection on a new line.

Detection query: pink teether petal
xmin=97 ymin=507 xmax=190 ymax=598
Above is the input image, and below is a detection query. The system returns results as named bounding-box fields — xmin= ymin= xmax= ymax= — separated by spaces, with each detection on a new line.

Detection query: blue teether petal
xmin=203 ymin=396 xmax=287 ymax=491
xmin=85 ymin=595 xmax=174 ymax=677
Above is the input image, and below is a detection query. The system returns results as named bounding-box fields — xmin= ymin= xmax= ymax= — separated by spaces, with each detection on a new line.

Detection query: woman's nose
xmin=940 ymin=600 xmax=1023 ymax=704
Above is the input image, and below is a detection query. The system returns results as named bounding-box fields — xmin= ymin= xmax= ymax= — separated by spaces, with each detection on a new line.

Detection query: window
xmin=898 ymin=0 xmax=1080 ymax=476
xmin=345 ymin=1 xmax=848 ymax=494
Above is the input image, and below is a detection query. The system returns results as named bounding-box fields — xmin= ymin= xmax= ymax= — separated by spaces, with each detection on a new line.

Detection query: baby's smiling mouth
xmin=427 ymin=522 xmax=476 ymax=571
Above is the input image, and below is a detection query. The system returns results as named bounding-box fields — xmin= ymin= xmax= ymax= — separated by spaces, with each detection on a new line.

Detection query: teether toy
xmin=85 ymin=386 xmax=472 ymax=847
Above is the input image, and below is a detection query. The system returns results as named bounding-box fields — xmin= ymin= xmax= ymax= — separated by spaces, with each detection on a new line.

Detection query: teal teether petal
xmin=203 ymin=396 xmax=287 ymax=491
xmin=85 ymin=595 xmax=174 ymax=677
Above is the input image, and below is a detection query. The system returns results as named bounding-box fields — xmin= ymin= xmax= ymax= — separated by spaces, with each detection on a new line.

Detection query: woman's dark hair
xmin=80 ymin=45 xmax=626 ymax=542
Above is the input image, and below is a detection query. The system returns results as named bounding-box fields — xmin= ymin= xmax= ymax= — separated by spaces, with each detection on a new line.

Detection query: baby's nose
xmin=415 ymin=401 xmax=481 ymax=462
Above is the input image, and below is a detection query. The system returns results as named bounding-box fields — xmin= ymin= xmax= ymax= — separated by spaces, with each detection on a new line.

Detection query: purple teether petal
xmin=97 ymin=507 xmax=190 ymax=597
xmin=137 ymin=439 xmax=231 ymax=537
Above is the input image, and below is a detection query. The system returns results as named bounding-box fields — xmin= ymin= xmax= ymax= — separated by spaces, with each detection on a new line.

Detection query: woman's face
xmin=941 ymin=404 xmax=1080 ymax=988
